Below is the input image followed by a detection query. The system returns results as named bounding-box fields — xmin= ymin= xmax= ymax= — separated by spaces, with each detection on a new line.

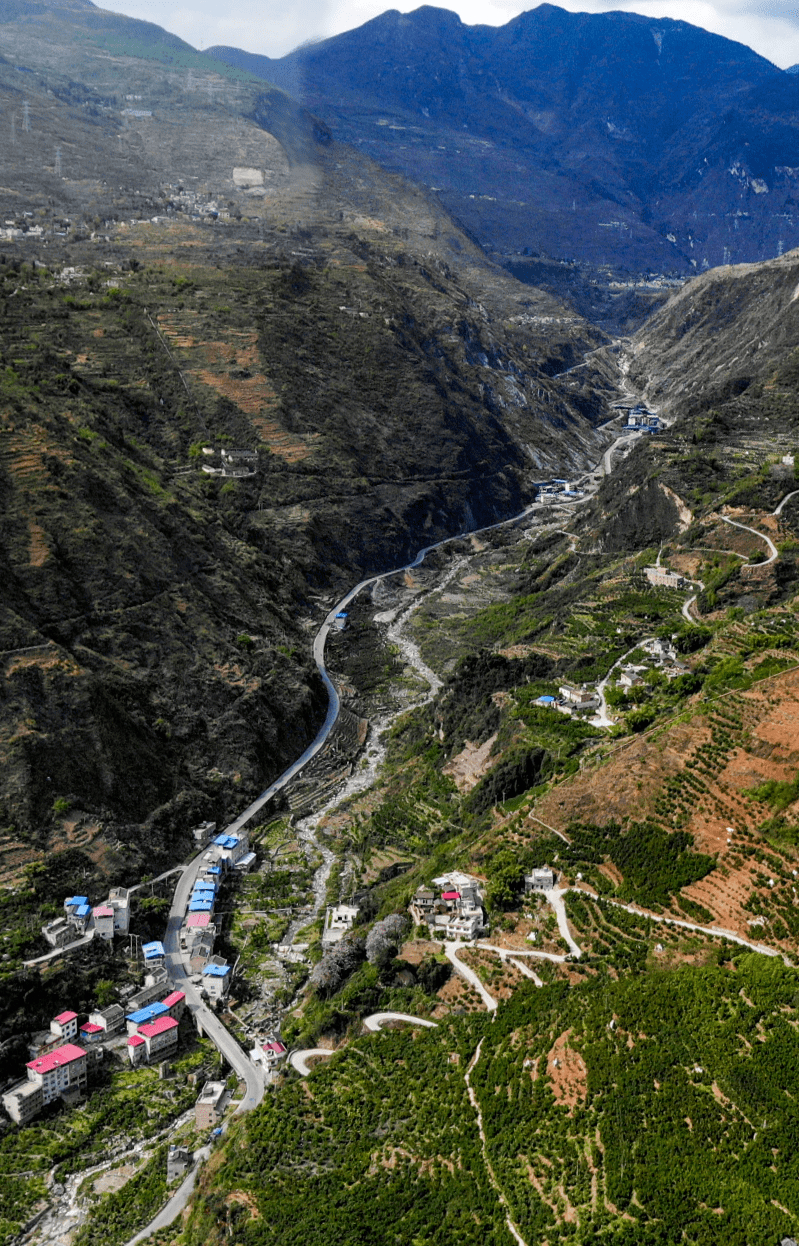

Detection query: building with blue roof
xmin=202 ymin=959 xmax=231 ymax=1001
xmin=125 ymin=1001 xmax=168 ymax=1036
xmin=188 ymin=899 xmax=214 ymax=914
xmin=142 ymin=941 xmax=165 ymax=965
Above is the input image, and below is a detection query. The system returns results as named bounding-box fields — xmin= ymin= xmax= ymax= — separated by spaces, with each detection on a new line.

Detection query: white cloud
xmin=99 ymin=0 xmax=799 ymax=67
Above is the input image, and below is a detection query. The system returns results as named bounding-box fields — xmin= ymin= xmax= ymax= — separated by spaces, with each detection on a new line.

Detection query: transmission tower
xmin=10 ymin=113 xmax=15 ymax=144
xmin=22 ymin=100 xmax=30 ymax=132
xmin=54 ymin=146 xmax=62 ymax=177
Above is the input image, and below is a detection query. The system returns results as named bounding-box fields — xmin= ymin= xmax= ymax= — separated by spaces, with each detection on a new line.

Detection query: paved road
xmin=444 ymin=942 xmax=498 ymax=1011
xmin=774 ymin=489 xmax=799 ymax=516
xmin=127 ymin=1145 xmax=210 ymax=1245
xmin=162 ymin=865 xmax=264 ymax=1116
xmin=363 ymin=1012 xmax=438 ymax=1032
xmin=720 ymin=514 xmax=778 ymax=563
xmin=289 ymin=1048 xmax=335 ymax=1076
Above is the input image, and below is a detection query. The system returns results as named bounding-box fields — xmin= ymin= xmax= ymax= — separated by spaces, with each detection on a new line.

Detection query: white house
xmin=50 ymin=1011 xmax=78 ymax=1042
xmin=201 ymin=959 xmax=231 ymax=1001
xmin=322 ymin=904 xmax=360 ymax=948
xmin=26 ymin=1043 xmax=87 ymax=1106
xmin=3 ymin=1079 xmax=44 ymax=1124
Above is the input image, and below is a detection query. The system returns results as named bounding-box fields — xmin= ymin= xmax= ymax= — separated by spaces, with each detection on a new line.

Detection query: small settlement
xmin=4 ymin=823 xmax=257 ymax=1127
xmin=410 ymin=873 xmax=487 ymax=940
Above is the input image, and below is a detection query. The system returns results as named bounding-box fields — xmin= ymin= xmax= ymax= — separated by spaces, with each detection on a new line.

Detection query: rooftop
xmin=27 ymin=1043 xmax=86 ymax=1074
xmin=139 ymin=1016 xmax=179 ymax=1038
xmin=142 ymin=941 xmax=165 ymax=958
xmin=93 ymin=905 xmax=114 ymax=917
xmin=127 ymin=1001 xmax=168 ymax=1026
xmin=127 ymin=1035 xmax=145 ymax=1047
xmin=80 ymin=1023 xmax=104 ymax=1034
xmin=186 ymin=912 xmax=211 ymax=928
xmin=202 ymin=963 xmax=230 ymax=977
xmin=162 ymin=991 xmax=185 ymax=1008
xmin=53 ymin=1011 xmax=77 ymax=1024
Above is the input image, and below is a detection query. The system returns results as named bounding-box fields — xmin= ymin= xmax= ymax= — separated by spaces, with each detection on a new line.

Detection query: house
xmin=92 ymin=905 xmax=115 ymax=941
xmin=142 ymin=941 xmax=165 ymax=968
xmin=445 ymin=908 xmax=484 ymax=939
xmin=64 ymin=896 xmax=92 ymax=934
xmin=524 ymin=868 xmax=556 ymax=892
xmin=107 ymin=887 xmax=131 ymax=935
xmin=3 ymin=1079 xmax=44 ymax=1124
xmin=262 ymin=1038 xmax=287 ymax=1066
xmin=234 ymin=851 xmax=256 ymax=873
xmin=536 ymin=694 xmax=557 ymax=708
xmin=28 ymin=1029 xmax=62 ymax=1062
xmin=212 ymin=831 xmax=249 ymax=867
xmin=162 ymin=991 xmax=186 ymax=1023
xmin=42 ymin=917 xmax=76 ymax=949
xmin=138 ymin=1016 xmax=179 ymax=1062
xmin=201 ymin=959 xmax=231 ymax=1001
xmin=126 ymin=1001 xmax=169 ymax=1036
xmin=558 ymin=684 xmax=597 ymax=706
xmin=334 ymin=612 xmax=347 ymax=631
xmin=195 ymin=1080 xmax=227 ymax=1130
xmin=127 ymin=1035 xmax=146 ymax=1066
xmin=411 ymin=887 xmax=436 ymax=917
xmin=644 ymin=566 xmax=686 ymax=589
xmin=619 ymin=668 xmax=644 ymax=688
xmin=127 ymin=967 xmax=169 ymax=1014
xmin=26 ymin=1043 xmax=87 ymax=1106
xmin=322 ymin=904 xmax=360 ymax=948
xmin=51 ymin=1011 xmax=79 ymax=1042
xmin=192 ymin=820 xmax=217 ymax=845
xmin=181 ymin=912 xmax=216 ymax=952
xmin=79 ymin=1022 xmax=104 ymax=1045
xmin=167 ymin=1145 xmax=193 ymax=1182
xmin=88 ymin=1004 xmax=124 ymax=1036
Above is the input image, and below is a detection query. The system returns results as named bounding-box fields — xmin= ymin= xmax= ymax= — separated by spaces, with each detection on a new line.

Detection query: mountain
xmin=0 ymin=2 xmax=615 ymax=884
xmin=209 ymin=5 xmax=799 ymax=296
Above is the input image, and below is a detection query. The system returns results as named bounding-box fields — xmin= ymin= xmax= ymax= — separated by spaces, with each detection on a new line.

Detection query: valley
xmin=2 ymin=2 xmax=799 ymax=1244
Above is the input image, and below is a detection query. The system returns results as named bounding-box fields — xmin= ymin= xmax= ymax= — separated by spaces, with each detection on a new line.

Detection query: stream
xmin=284 ymin=554 xmax=472 ymax=949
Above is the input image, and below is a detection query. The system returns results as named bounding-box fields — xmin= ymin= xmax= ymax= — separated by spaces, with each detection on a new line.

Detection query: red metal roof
xmin=139 ymin=1016 xmax=179 ymax=1038
xmin=186 ymin=912 xmax=211 ymax=927
xmin=127 ymin=1035 xmax=145 ymax=1046
xmin=93 ymin=905 xmax=114 ymax=917
xmin=441 ymin=891 xmax=461 ymax=900
xmin=80 ymin=1023 xmax=103 ymax=1034
xmin=53 ymin=1011 xmax=77 ymax=1024
xmin=27 ymin=1043 xmax=86 ymax=1074
xmin=162 ymin=991 xmax=185 ymax=1008
xmin=264 ymin=1041 xmax=287 ymax=1054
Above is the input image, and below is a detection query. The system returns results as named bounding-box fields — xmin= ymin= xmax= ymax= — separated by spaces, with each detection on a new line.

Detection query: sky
xmin=106 ymin=0 xmax=799 ymax=68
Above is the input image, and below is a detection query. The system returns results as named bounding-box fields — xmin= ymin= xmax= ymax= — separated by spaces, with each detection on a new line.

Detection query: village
xmin=1 ymin=824 xmax=294 ymax=1136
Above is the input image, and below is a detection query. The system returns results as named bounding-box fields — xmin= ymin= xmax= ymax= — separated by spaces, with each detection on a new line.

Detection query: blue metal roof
xmin=75 ymin=904 xmax=91 ymax=917
xmin=142 ymin=941 xmax=165 ymax=959
xmin=65 ymin=895 xmax=89 ymax=906
xmin=202 ymin=963 xmax=230 ymax=977
xmin=127 ymin=1001 xmax=168 ymax=1025
xmin=188 ymin=900 xmax=214 ymax=913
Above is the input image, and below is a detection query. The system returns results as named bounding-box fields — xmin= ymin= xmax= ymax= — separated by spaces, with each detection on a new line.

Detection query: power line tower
xmin=22 ymin=100 xmax=30 ymax=132
xmin=10 ymin=112 xmax=15 ymax=144
xmin=54 ymin=146 xmax=62 ymax=177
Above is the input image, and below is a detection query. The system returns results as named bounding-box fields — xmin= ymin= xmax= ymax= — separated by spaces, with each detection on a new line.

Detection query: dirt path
xmin=465 ymin=1038 xmax=529 ymax=1246
xmin=574 ymin=889 xmax=792 ymax=964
